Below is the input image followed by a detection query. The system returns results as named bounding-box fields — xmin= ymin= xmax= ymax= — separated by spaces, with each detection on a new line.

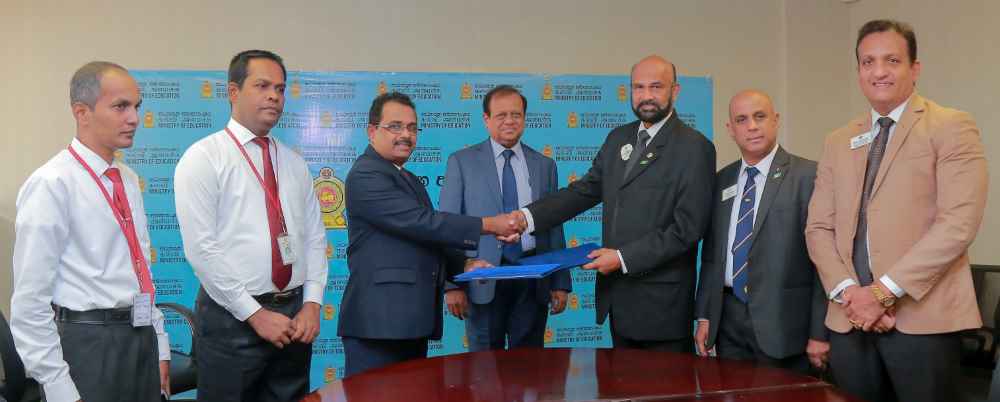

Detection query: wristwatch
xmin=870 ymin=285 xmax=896 ymax=308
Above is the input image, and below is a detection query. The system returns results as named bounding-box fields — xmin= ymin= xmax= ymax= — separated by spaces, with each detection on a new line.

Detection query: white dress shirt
xmin=520 ymin=112 xmax=672 ymax=273
xmin=174 ymin=118 xmax=328 ymax=321
xmin=11 ymin=138 xmax=169 ymax=402
xmin=724 ymin=144 xmax=778 ymax=287
xmin=489 ymin=138 xmax=536 ymax=252
xmin=828 ymin=97 xmax=911 ymax=301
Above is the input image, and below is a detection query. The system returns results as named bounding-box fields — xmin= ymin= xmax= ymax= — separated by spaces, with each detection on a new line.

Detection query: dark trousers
xmin=195 ymin=288 xmax=311 ymax=402
xmin=717 ymin=292 xmax=812 ymax=376
xmin=829 ymin=329 xmax=961 ymax=402
xmin=610 ymin=312 xmax=693 ymax=353
xmin=465 ymin=278 xmax=548 ymax=352
xmin=342 ymin=336 xmax=428 ymax=377
xmin=56 ymin=318 xmax=159 ymax=402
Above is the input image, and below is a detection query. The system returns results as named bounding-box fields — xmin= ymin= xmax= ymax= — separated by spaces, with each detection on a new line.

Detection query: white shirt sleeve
xmin=879 ymin=275 xmax=906 ymax=298
xmin=829 ymin=278 xmax=858 ymax=303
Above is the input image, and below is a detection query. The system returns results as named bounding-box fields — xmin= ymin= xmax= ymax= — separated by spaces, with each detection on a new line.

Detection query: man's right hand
xmin=246 ymin=308 xmax=295 ymax=348
xmin=482 ymin=212 xmax=526 ymax=238
xmin=445 ymin=289 xmax=469 ymax=320
xmin=695 ymin=320 xmax=712 ymax=357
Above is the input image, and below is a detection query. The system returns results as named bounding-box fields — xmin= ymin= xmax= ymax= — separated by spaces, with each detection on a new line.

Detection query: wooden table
xmin=301 ymin=348 xmax=862 ymax=401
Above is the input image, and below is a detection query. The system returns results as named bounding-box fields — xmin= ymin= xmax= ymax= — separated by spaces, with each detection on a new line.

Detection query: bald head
xmin=630 ymin=55 xmax=681 ymax=126
xmin=631 ymin=55 xmax=677 ymax=84
xmin=726 ymin=89 xmax=780 ymax=165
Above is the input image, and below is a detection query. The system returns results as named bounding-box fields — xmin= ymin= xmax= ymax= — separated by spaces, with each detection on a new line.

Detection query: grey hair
xmin=70 ymin=61 xmax=128 ymax=108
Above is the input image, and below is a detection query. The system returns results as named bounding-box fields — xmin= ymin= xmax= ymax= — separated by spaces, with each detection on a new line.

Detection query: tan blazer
xmin=806 ymin=94 xmax=988 ymax=334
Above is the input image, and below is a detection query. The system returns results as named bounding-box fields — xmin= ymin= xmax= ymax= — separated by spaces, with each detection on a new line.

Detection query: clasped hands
xmin=481 ymin=210 xmax=530 ymax=243
xmin=841 ymin=284 xmax=896 ymax=333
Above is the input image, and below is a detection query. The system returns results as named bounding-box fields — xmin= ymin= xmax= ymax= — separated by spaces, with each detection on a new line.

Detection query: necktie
xmin=852 ymin=117 xmax=894 ymax=286
xmin=731 ymin=166 xmax=759 ymax=303
xmin=253 ymin=137 xmax=291 ymax=290
xmin=623 ymin=130 xmax=651 ymax=179
xmin=501 ymin=149 xmax=522 ymax=262
xmin=104 ymin=168 xmax=156 ymax=298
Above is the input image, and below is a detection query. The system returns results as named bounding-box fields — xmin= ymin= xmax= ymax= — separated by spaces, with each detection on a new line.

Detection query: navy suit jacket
xmin=338 ymin=146 xmax=482 ymax=340
xmin=439 ymin=139 xmax=571 ymax=304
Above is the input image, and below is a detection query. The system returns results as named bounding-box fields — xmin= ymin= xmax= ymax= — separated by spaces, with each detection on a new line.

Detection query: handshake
xmin=481 ymin=210 xmax=528 ymax=243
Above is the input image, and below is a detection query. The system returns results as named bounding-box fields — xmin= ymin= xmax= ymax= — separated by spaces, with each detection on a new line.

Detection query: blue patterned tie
xmin=501 ymin=149 xmax=522 ymax=262
xmin=731 ymin=166 xmax=759 ymax=303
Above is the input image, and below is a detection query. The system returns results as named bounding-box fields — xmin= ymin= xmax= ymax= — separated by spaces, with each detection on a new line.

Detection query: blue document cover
xmin=517 ymin=243 xmax=600 ymax=270
xmin=453 ymin=264 xmax=563 ymax=282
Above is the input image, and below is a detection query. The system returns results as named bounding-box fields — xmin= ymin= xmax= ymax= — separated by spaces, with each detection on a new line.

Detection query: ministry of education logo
xmin=314 ymin=167 xmax=347 ymax=229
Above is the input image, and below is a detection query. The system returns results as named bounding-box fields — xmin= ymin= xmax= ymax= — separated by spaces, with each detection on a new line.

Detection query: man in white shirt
xmin=174 ymin=50 xmax=327 ymax=402
xmin=10 ymin=61 xmax=170 ymax=402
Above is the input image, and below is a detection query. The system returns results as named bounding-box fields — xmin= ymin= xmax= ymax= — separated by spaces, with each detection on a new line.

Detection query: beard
xmin=632 ymin=97 xmax=673 ymax=124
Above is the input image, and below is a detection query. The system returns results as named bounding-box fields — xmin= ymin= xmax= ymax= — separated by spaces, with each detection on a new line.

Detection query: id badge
xmin=277 ymin=233 xmax=297 ymax=265
xmin=132 ymin=293 xmax=153 ymax=327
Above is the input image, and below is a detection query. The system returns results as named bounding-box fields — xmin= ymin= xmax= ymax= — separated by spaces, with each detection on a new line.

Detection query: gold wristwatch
xmin=871 ymin=285 xmax=896 ymax=308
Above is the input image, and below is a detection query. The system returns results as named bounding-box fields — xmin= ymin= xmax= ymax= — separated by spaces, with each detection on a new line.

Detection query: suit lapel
xmin=620 ymin=117 xmax=675 ymax=188
xmin=715 ymin=163 xmax=740 ymax=260
xmin=523 ymin=145 xmax=542 ymax=201
xmin=749 ymin=147 xmax=790 ymax=248
xmin=849 ymin=116 xmax=870 ymax=199
xmin=871 ymin=95 xmax=925 ymax=197
xmin=399 ymin=169 xmax=430 ymax=206
xmin=477 ymin=141 xmax=504 ymax=211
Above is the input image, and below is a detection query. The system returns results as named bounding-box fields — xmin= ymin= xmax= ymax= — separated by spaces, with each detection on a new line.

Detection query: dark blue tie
xmin=731 ymin=166 xmax=759 ymax=303
xmin=501 ymin=149 xmax=522 ymax=262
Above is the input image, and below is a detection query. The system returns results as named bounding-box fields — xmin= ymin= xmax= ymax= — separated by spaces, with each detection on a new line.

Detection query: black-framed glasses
xmin=375 ymin=122 xmax=421 ymax=135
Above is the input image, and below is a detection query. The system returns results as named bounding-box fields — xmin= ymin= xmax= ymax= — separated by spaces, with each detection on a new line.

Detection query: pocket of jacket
xmin=373 ymin=267 xmax=418 ymax=284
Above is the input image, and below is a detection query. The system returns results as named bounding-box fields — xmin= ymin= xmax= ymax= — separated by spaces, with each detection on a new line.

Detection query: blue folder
xmin=517 ymin=243 xmax=600 ymax=270
xmin=453 ymin=264 xmax=563 ymax=282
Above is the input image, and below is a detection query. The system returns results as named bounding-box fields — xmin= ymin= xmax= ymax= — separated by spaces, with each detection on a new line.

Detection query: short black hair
xmin=482 ymin=85 xmax=527 ymax=116
xmin=228 ymin=49 xmax=287 ymax=88
xmin=368 ymin=92 xmax=416 ymax=125
xmin=856 ymin=19 xmax=917 ymax=65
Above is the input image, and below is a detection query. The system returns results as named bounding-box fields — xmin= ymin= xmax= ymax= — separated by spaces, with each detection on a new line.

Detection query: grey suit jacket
xmin=439 ymin=139 xmax=570 ymax=304
xmin=695 ymin=146 xmax=828 ymax=358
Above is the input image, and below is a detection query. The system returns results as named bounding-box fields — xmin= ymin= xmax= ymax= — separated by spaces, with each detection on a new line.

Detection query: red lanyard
xmin=67 ymin=144 xmax=148 ymax=284
xmin=225 ymin=127 xmax=287 ymax=231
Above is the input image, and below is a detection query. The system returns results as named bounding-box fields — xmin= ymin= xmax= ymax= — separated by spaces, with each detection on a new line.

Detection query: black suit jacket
xmin=695 ymin=147 xmax=828 ymax=358
xmin=338 ymin=146 xmax=481 ymax=340
xmin=526 ymin=114 xmax=716 ymax=340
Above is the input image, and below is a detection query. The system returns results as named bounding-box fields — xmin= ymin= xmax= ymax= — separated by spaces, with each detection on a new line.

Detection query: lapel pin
xmin=772 ymin=171 xmax=783 ymax=179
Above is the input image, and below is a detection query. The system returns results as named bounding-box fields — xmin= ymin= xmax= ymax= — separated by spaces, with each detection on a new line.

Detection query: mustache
xmin=394 ymin=138 xmax=414 ymax=147
xmin=637 ymin=99 xmax=660 ymax=108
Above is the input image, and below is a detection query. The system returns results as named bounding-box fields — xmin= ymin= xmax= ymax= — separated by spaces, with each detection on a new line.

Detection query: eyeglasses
xmin=375 ymin=122 xmax=421 ymax=135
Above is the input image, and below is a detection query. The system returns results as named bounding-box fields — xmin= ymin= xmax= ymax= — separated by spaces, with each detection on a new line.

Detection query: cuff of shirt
xmin=43 ymin=374 xmax=80 ymax=402
xmin=303 ymin=281 xmax=325 ymax=305
xmin=617 ymin=250 xmax=628 ymax=274
xmin=157 ymin=332 xmax=171 ymax=361
xmin=230 ymin=291 xmax=263 ymax=322
xmin=697 ymin=318 xmax=709 ymax=322
xmin=879 ymin=275 xmax=906 ymax=298
xmin=829 ymin=279 xmax=857 ymax=303
xmin=519 ymin=207 xmax=536 ymax=234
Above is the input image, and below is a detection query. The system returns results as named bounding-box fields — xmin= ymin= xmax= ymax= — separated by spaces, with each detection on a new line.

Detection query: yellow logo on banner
xmin=542 ymin=80 xmax=553 ymax=100
xmin=617 ymin=84 xmax=627 ymax=102
xmin=378 ymin=81 xmax=388 ymax=95
xmin=149 ymin=247 xmax=157 ymax=264
xmin=543 ymin=144 xmax=553 ymax=158
xmin=462 ymin=335 xmax=469 ymax=349
xmin=568 ymin=172 xmax=577 ymax=184
xmin=326 ymin=241 xmax=334 ymax=260
xmin=544 ymin=327 xmax=554 ymax=344
xmin=314 ymin=167 xmax=347 ymax=229
xmin=320 ymin=111 xmax=333 ymax=128
xmin=138 ymin=175 xmax=146 ymax=192
xmin=114 ymin=150 xmax=124 ymax=161
xmin=460 ymin=82 xmax=473 ymax=100
xmin=567 ymin=112 xmax=578 ymax=128
xmin=323 ymin=304 xmax=335 ymax=320
xmin=569 ymin=294 xmax=579 ymax=310
xmin=143 ymin=110 xmax=154 ymax=128
xmin=200 ymin=81 xmax=212 ymax=99
xmin=324 ymin=366 xmax=336 ymax=383
xmin=291 ymin=80 xmax=301 ymax=99
xmin=569 ymin=235 xmax=579 ymax=248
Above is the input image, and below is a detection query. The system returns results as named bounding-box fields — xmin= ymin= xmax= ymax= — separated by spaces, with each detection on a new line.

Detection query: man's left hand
xmin=550 ymin=290 xmax=568 ymax=314
xmin=159 ymin=360 xmax=170 ymax=399
xmin=842 ymin=285 xmax=886 ymax=330
xmin=582 ymin=248 xmax=622 ymax=275
xmin=291 ymin=302 xmax=321 ymax=344
xmin=805 ymin=339 xmax=831 ymax=370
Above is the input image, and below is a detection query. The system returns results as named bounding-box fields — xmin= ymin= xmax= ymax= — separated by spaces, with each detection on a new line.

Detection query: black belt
xmin=253 ymin=286 xmax=303 ymax=306
xmin=723 ymin=287 xmax=735 ymax=295
xmin=53 ymin=305 xmax=132 ymax=324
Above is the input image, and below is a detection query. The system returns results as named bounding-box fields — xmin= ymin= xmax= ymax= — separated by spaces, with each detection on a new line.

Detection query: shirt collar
xmin=71 ymin=137 xmax=113 ymax=175
xmin=489 ymin=137 xmax=524 ymax=160
xmin=227 ymin=118 xmax=270 ymax=145
xmin=739 ymin=143 xmax=779 ymax=178
xmin=869 ymin=94 xmax=912 ymax=131
xmin=638 ymin=110 xmax=673 ymax=138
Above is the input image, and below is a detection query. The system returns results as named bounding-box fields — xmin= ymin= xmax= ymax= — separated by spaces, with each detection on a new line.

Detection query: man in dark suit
xmin=439 ymin=85 xmax=572 ymax=351
xmin=694 ymin=90 xmax=829 ymax=374
xmin=512 ymin=55 xmax=716 ymax=351
xmin=338 ymin=92 xmax=521 ymax=377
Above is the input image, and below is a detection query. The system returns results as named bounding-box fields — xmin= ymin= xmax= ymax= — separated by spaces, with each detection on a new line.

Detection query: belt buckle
xmin=271 ymin=290 xmax=293 ymax=304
